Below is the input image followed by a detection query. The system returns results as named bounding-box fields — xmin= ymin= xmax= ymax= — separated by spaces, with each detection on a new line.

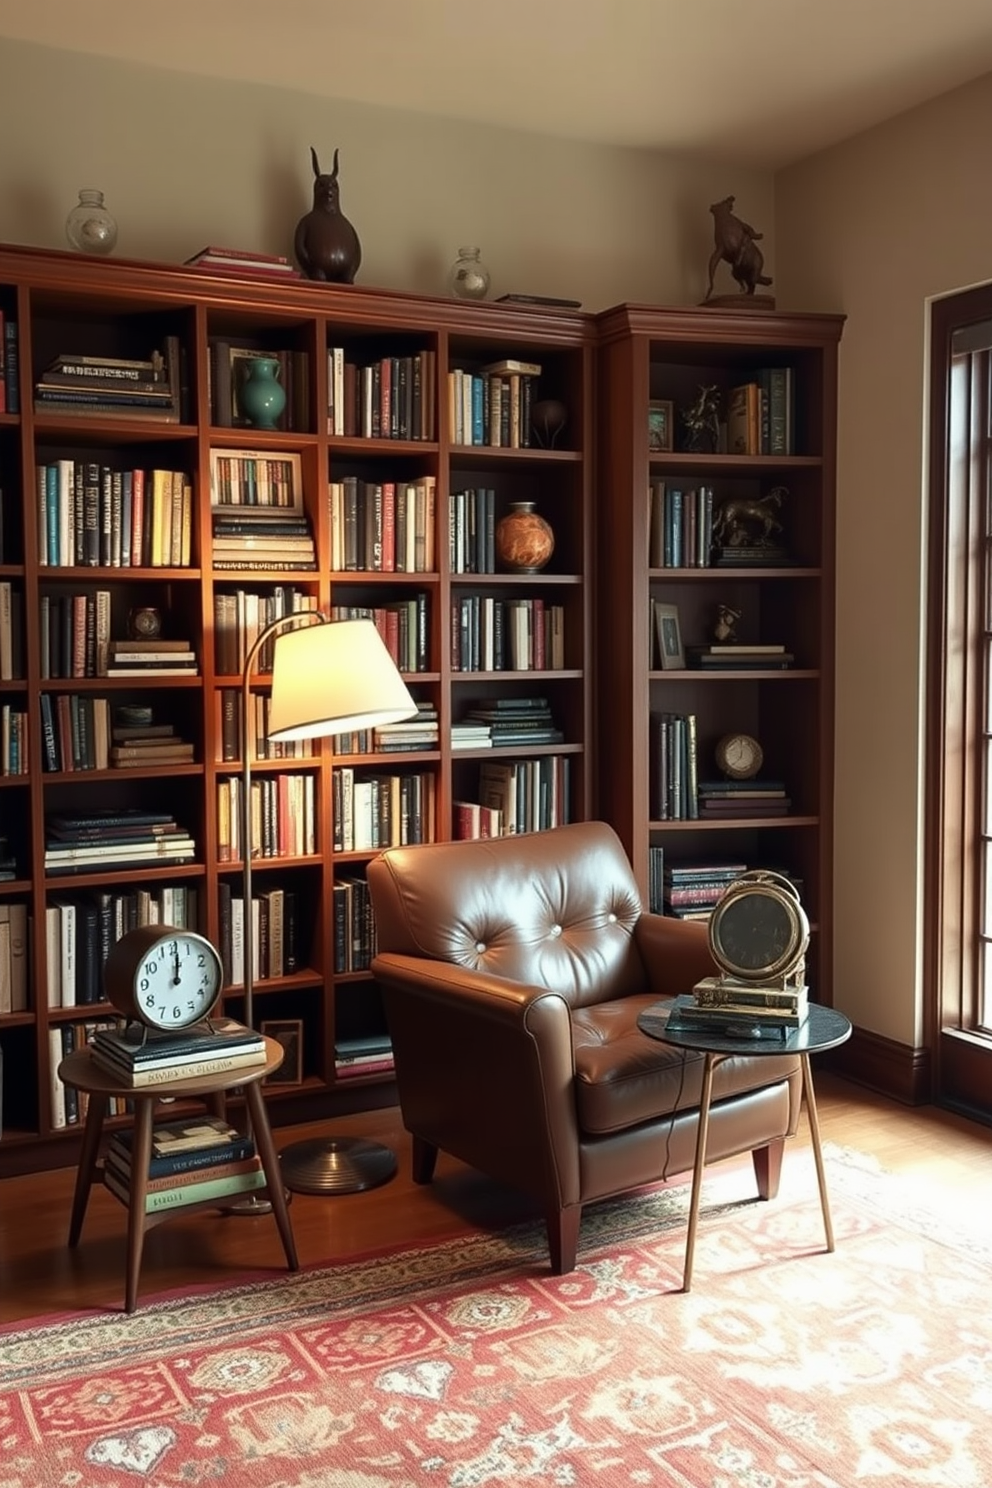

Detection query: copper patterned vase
xmin=495 ymin=501 xmax=554 ymax=573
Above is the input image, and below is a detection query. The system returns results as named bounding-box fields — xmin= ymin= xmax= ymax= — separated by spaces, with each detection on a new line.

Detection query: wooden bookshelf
xmin=594 ymin=303 xmax=844 ymax=1004
xmin=0 ymin=244 xmax=594 ymax=1176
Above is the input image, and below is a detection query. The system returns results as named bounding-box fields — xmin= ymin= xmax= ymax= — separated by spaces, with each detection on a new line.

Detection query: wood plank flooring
xmin=1 ymin=1072 xmax=991 ymax=1324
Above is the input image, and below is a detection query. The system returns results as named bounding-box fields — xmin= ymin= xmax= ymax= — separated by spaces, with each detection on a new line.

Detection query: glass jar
xmin=65 ymin=189 xmax=118 ymax=256
xmin=448 ymin=246 xmax=491 ymax=301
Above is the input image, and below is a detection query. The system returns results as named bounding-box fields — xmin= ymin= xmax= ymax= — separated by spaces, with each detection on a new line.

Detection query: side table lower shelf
xmin=59 ymin=1036 xmax=300 ymax=1313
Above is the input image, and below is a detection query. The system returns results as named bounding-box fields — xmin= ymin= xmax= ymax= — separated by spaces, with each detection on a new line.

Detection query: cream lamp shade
xmin=267 ymin=618 xmax=416 ymax=741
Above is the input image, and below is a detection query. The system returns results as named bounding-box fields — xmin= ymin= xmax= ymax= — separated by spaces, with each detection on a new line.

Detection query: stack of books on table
xmin=667 ymin=979 xmax=809 ymax=1041
xmin=34 ymin=346 xmax=180 ymax=422
xmin=334 ymin=1034 xmax=394 ymax=1080
xmin=90 ymin=1016 xmax=268 ymax=1087
xmin=687 ymin=644 xmax=794 ymax=670
xmin=466 ymin=696 xmax=563 ymax=747
xmin=106 ymin=638 xmax=198 ymax=678
xmin=211 ymin=508 xmax=316 ymax=570
xmin=695 ymin=781 xmax=791 ymax=819
xmin=102 ymin=1113 xmax=266 ymax=1213
xmin=44 ymin=810 xmax=196 ymax=875
xmin=662 ymin=861 xmax=748 ymax=919
xmin=184 ymin=245 xmax=300 ymax=280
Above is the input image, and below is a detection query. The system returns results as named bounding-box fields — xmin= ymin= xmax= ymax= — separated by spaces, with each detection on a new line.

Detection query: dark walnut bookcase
xmin=0 ymin=243 xmax=594 ymax=1177
xmin=594 ymin=303 xmax=844 ymax=1005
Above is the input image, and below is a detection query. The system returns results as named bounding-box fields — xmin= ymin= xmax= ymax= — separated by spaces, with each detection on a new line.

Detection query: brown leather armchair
xmin=368 ymin=821 xmax=802 ymax=1273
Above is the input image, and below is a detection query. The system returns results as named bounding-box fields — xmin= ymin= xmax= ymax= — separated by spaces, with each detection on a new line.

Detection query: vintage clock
xmin=104 ymin=925 xmax=224 ymax=1031
xmin=715 ymin=731 xmax=763 ymax=780
xmin=127 ymin=605 xmax=163 ymax=640
xmin=708 ymin=870 xmax=809 ymax=987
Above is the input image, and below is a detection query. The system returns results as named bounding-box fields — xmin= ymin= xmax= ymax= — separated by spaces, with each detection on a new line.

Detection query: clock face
xmin=128 ymin=606 xmax=163 ymax=639
xmin=105 ymin=926 xmax=223 ymax=1030
xmin=710 ymin=883 xmax=808 ymax=982
xmin=716 ymin=732 xmax=763 ymax=780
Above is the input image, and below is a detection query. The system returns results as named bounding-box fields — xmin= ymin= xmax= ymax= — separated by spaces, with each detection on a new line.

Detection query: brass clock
xmin=708 ymin=870 xmax=808 ymax=986
xmin=104 ymin=925 xmax=224 ymax=1031
xmin=715 ymin=731 xmax=763 ymax=780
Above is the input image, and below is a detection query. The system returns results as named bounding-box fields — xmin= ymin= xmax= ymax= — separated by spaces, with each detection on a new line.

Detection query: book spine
xmin=103 ymin=1165 xmax=268 ymax=1212
xmin=107 ymin=1152 xmax=261 ymax=1190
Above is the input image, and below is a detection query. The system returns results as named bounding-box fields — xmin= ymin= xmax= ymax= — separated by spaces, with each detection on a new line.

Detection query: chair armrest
xmin=633 ymin=912 xmax=718 ymax=997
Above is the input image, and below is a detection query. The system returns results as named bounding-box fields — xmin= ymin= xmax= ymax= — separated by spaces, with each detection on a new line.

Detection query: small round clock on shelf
xmin=715 ymin=731 xmax=763 ymax=780
xmin=128 ymin=606 xmax=163 ymax=640
xmin=103 ymin=925 xmax=224 ymax=1031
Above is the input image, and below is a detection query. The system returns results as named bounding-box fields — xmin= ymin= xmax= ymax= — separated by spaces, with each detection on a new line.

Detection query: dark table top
xmin=638 ymin=998 xmax=852 ymax=1057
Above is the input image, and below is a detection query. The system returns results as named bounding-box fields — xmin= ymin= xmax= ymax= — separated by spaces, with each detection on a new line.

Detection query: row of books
xmin=209 ymin=340 xmax=310 ymax=433
xmin=330 ymin=598 xmax=430 ymax=675
xmin=0 ymin=581 xmax=24 ymax=679
xmin=215 ymin=688 xmax=317 ymax=764
xmin=49 ymin=1019 xmax=128 ymax=1127
xmin=334 ymin=1034 xmax=394 ymax=1081
xmin=332 ymin=768 xmax=436 ymax=852
xmin=209 ymin=449 xmax=302 ymax=508
xmin=451 ymin=595 xmax=566 ymax=673
xmin=44 ymin=884 xmax=199 ymax=1009
xmin=327 ymin=347 xmax=437 ymax=441
xmin=35 ymin=342 xmax=182 ymax=425
xmin=36 ymin=461 xmax=192 ymax=569
xmin=38 ymin=591 xmax=111 ymax=679
xmin=213 ymin=586 xmax=318 ymax=676
xmin=648 ymin=481 xmax=716 ymax=569
xmin=43 ymin=809 xmax=197 ymax=878
xmin=0 ymin=310 xmax=20 ymax=413
xmin=329 ymin=475 xmax=438 ymax=573
xmin=1 ymin=702 xmax=27 ymax=775
xmin=104 ymin=1111 xmax=266 ymax=1214
xmin=726 ymin=370 xmax=795 ymax=456
xmin=217 ymin=882 xmax=302 ymax=987
xmin=465 ymin=755 xmax=572 ymax=837
xmin=216 ymin=773 xmax=317 ymax=862
xmin=448 ymin=360 xmax=540 ymax=448
xmin=449 ymin=488 xmax=497 ymax=574
xmin=332 ymin=875 xmax=375 ymax=973
xmin=0 ymin=901 xmax=28 ymax=1012
xmin=332 ymin=701 xmax=439 ymax=757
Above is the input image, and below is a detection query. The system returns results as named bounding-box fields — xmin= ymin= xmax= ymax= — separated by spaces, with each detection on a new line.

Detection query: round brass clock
xmin=709 ymin=870 xmax=809 ymax=984
xmin=104 ymin=925 xmax=224 ymax=1031
xmin=715 ymin=731 xmax=763 ymax=780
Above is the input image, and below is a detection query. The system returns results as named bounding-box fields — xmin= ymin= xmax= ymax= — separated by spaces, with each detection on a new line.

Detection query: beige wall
xmin=0 ymin=39 xmax=772 ymax=311
xmin=777 ymin=71 xmax=992 ymax=1047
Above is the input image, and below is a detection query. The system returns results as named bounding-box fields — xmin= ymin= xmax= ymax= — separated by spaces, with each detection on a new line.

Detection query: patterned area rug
xmin=1 ymin=1144 xmax=990 ymax=1487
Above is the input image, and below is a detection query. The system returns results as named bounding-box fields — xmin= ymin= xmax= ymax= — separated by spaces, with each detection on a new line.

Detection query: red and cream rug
xmin=1 ymin=1145 xmax=989 ymax=1487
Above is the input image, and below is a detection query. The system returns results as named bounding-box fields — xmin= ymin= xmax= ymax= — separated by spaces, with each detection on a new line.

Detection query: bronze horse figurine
xmin=705 ymin=196 xmax=773 ymax=299
xmin=712 ymin=487 xmax=785 ymax=547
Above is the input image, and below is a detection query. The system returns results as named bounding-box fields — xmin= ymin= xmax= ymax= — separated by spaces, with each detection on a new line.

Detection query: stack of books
xmin=44 ymin=809 xmax=196 ymax=875
xmin=211 ymin=508 xmax=316 ymax=570
xmin=662 ymin=861 xmax=748 ymax=919
xmin=184 ymin=246 xmax=300 ymax=280
xmin=333 ymin=1034 xmax=394 ymax=1081
xmin=90 ymin=1016 xmax=268 ymax=1086
xmin=373 ymin=703 xmax=439 ymax=753
xmin=466 ymin=696 xmax=563 ymax=747
xmin=451 ymin=720 xmax=493 ymax=750
xmin=106 ymin=637 xmax=198 ymax=678
xmin=696 ymin=780 xmax=791 ymax=819
xmin=35 ymin=344 xmax=181 ymax=422
xmin=102 ymin=1113 xmax=266 ymax=1213
xmin=687 ymin=644 xmax=794 ymax=670
xmin=667 ymin=980 xmax=809 ymax=1041
xmin=110 ymin=712 xmax=196 ymax=769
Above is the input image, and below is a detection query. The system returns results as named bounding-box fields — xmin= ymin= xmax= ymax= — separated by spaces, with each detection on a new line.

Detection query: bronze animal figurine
xmin=705 ymin=196 xmax=773 ymax=299
xmin=294 ymin=147 xmax=362 ymax=284
xmin=712 ymin=487 xmax=784 ymax=547
xmin=680 ymin=384 xmax=721 ymax=453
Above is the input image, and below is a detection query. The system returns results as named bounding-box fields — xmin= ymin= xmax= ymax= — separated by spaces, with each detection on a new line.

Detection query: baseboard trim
xmin=822 ymin=1025 xmax=931 ymax=1105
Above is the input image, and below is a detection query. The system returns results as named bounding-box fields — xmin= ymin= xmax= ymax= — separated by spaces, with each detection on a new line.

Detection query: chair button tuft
xmin=475 ymin=941 xmax=486 ymax=953
xmin=608 ymin=912 xmax=618 ymax=923
xmin=550 ymin=924 xmax=562 ymax=937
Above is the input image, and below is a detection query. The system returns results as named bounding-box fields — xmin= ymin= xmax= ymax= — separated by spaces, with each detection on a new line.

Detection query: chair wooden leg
xmin=411 ymin=1135 xmax=438 ymax=1184
xmin=547 ymin=1204 xmax=581 ymax=1274
xmin=752 ymin=1136 xmax=785 ymax=1199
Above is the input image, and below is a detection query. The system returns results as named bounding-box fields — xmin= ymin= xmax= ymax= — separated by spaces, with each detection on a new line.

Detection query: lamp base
xmin=278 ymin=1136 xmax=397 ymax=1195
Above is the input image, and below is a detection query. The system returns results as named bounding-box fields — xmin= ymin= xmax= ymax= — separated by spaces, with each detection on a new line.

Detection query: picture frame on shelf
xmin=648 ymin=399 xmax=674 ymax=453
xmin=654 ymin=601 xmax=685 ymax=670
xmin=261 ymin=1019 xmax=304 ymax=1085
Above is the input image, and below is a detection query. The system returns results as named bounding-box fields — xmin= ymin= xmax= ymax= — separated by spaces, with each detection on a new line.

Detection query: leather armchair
xmin=368 ymin=820 xmax=802 ymax=1273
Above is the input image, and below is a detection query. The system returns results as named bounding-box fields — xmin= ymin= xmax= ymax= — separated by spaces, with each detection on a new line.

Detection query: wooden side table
xmin=59 ymin=1035 xmax=299 ymax=1313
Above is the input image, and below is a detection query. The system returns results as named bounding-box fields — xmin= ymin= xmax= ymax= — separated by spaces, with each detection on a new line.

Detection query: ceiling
xmin=1 ymin=0 xmax=992 ymax=169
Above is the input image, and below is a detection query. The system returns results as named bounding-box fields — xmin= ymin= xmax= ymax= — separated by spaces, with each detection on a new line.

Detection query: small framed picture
xmin=261 ymin=1019 xmax=304 ymax=1085
xmin=654 ymin=601 xmax=685 ymax=670
xmin=648 ymin=399 xmax=674 ymax=453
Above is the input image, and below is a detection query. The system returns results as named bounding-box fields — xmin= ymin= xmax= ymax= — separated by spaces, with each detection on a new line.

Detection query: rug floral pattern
xmin=1 ymin=1146 xmax=990 ymax=1487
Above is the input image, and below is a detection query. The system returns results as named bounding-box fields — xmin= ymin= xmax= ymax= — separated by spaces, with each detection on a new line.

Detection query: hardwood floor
xmin=2 ymin=1071 xmax=991 ymax=1324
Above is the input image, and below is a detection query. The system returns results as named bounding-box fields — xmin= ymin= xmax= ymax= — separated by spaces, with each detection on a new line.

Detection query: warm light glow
xmin=267 ymin=618 xmax=417 ymax=741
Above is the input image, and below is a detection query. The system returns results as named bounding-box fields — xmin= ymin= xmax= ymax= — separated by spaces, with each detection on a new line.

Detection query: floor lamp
xmin=240 ymin=613 xmax=417 ymax=1197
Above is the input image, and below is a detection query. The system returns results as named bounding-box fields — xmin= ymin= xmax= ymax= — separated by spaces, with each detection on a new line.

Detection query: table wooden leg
xmin=801 ymin=1052 xmax=835 ymax=1252
xmin=125 ymin=1098 xmax=155 ymax=1314
xmin=68 ymin=1095 xmax=108 ymax=1247
xmin=682 ymin=1052 xmax=716 ymax=1292
xmin=244 ymin=1081 xmax=299 ymax=1271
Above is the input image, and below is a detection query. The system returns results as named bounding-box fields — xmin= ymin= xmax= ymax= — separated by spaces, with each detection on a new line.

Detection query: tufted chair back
xmin=367 ymin=820 xmax=644 ymax=1009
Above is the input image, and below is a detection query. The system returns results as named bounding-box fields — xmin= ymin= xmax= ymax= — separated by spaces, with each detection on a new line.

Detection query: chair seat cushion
xmin=571 ymin=995 xmax=800 ymax=1135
